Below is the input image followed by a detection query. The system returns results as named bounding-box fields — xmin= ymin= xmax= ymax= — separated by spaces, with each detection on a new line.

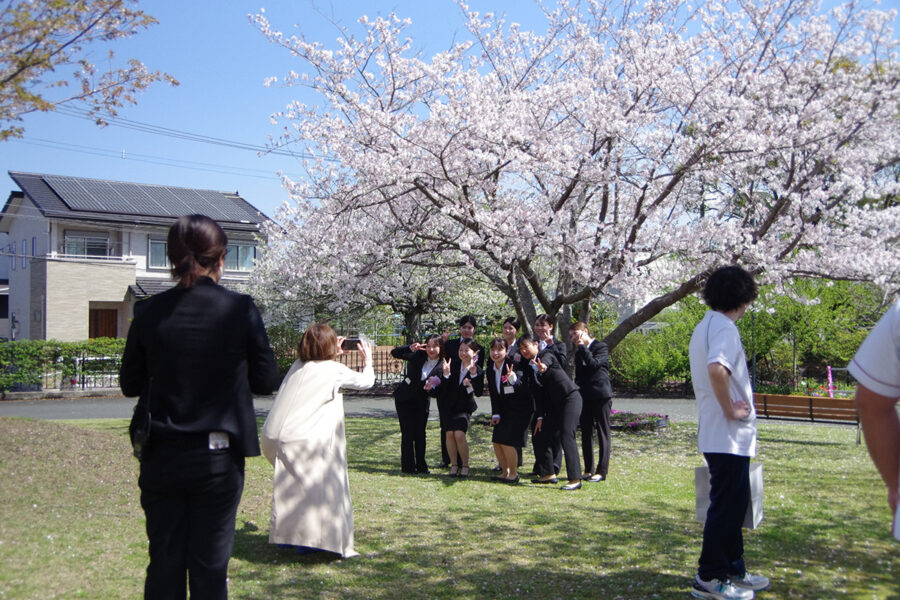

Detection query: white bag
xmin=695 ymin=462 xmax=763 ymax=529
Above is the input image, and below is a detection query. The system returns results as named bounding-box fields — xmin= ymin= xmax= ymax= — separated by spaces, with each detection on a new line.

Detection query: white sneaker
xmin=731 ymin=572 xmax=770 ymax=591
xmin=691 ymin=576 xmax=755 ymax=600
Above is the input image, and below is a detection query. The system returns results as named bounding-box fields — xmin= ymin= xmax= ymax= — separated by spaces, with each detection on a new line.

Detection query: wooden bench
xmin=753 ymin=393 xmax=860 ymax=443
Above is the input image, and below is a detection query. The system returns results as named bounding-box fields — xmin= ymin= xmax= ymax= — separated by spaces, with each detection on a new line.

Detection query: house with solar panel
xmin=0 ymin=172 xmax=270 ymax=341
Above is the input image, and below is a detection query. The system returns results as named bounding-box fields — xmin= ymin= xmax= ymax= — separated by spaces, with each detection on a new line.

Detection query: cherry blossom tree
xmin=250 ymin=192 xmax=510 ymax=341
xmin=253 ymin=0 xmax=900 ymax=349
xmin=0 ymin=0 xmax=177 ymax=140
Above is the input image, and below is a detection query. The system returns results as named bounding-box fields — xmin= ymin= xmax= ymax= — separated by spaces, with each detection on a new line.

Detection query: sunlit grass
xmin=0 ymin=416 xmax=896 ymax=599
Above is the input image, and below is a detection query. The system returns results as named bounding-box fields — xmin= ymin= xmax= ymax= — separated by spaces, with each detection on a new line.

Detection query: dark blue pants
xmin=396 ymin=395 xmax=430 ymax=472
xmin=698 ymin=452 xmax=749 ymax=581
xmin=139 ymin=444 xmax=245 ymax=600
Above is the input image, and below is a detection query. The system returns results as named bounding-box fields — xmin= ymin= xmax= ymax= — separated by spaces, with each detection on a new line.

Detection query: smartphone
xmin=341 ymin=338 xmax=360 ymax=351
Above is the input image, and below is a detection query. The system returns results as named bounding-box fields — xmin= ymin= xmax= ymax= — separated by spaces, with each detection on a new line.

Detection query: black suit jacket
xmin=526 ymin=348 xmax=580 ymax=419
xmin=487 ymin=359 xmax=533 ymax=417
xmin=573 ymin=339 xmax=613 ymax=401
xmin=438 ymin=361 xmax=485 ymax=417
xmin=120 ymin=277 xmax=279 ymax=457
xmin=541 ymin=337 xmax=568 ymax=370
xmin=390 ymin=345 xmax=442 ymax=402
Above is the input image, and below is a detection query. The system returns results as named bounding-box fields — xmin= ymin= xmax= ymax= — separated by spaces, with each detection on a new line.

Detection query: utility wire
xmin=55 ymin=106 xmax=334 ymax=161
xmin=10 ymin=137 xmax=300 ymax=181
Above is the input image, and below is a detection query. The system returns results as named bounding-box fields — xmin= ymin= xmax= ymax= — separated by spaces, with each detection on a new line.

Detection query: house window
xmin=225 ymin=243 xmax=256 ymax=272
xmin=21 ymin=240 xmax=26 ymax=269
xmin=148 ymin=239 xmax=170 ymax=269
xmin=64 ymin=232 xmax=109 ymax=257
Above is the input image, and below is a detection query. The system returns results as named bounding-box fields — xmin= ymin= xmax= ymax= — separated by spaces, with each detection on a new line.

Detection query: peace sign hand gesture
xmin=534 ymin=357 xmax=547 ymax=374
xmin=442 ymin=357 xmax=452 ymax=377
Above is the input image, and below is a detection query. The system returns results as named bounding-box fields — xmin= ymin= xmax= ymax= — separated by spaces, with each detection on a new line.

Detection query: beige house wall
xmin=44 ymin=260 xmax=136 ymax=342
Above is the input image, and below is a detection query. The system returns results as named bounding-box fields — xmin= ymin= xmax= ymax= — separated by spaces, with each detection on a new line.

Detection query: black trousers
xmin=535 ymin=392 xmax=583 ymax=481
xmin=580 ymin=396 xmax=611 ymax=477
xmin=139 ymin=443 xmax=245 ymax=600
xmin=698 ymin=452 xmax=750 ymax=581
xmin=396 ymin=395 xmax=430 ymax=473
xmin=529 ymin=414 xmax=559 ymax=474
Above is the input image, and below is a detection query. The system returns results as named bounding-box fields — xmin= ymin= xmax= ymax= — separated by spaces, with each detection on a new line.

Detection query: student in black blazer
xmin=439 ymin=315 xmax=485 ymax=467
xmin=435 ymin=338 xmax=484 ymax=477
xmin=390 ymin=334 xmax=444 ymax=474
xmin=487 ymin=337 xmax=533 ymax=483
xmin=120 ymin=215 xmax=279 ymax=600
xmin=529 ymin=314 xmax=567 ymax=474
xmin=501 ymin=316 xmax=526 ymax=468
xmin=534 ymin=313 xmax=567 ymax=368
xmin=570 ymin=321 xmax=613 ymax=481
xmin=518 ymin=333 xmax=583 ymax=490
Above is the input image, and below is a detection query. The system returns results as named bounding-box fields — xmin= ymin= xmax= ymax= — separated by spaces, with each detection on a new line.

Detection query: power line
xmin=55 ymin=106 xmax=334 ymax=161
xmin=10 ymin=137 xmax=301 ymax=181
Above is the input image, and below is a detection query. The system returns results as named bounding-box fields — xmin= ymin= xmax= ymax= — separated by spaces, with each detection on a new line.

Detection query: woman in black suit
xmin=120 ymin=214 xmax=279 ymax=600
xmin=534 ymin=313 xmax=567 ymax=368
xmin=390 ymin=334 xmax=444 ymax=474
xmin=570 ymin=321 xmax=613 ymax=482
xmin=487 ymin=337 xmax=533 ymax=483
xmin=529 ymin=314 xmax=567 ymax=475
xmin=439 ymin=315 xmax=483 ymax=467
xmin=518 ymin=333 xmax=583 ymax=491
xmin=436 ymin=338 xmax=484 ymax=477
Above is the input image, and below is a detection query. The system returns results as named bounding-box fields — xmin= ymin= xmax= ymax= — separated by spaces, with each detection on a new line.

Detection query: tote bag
xmin=695 ymin=462 xmax=763 ymax=529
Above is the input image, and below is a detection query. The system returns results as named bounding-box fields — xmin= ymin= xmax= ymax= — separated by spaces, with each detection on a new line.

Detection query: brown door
xmin=89 ymin=309 xmax=117 ymax=338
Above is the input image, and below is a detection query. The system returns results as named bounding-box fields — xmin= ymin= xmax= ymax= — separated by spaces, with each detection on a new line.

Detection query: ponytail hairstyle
xmin=167 ymin=214 xmax=228 ymax=288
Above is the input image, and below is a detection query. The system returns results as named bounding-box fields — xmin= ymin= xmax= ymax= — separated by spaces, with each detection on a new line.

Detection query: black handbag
xmin=129 ymin=379 xmax=152 ymax=460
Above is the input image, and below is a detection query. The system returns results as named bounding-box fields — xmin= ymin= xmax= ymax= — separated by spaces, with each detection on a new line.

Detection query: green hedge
xmin=0 ymin=338 xmax=126 ymax=392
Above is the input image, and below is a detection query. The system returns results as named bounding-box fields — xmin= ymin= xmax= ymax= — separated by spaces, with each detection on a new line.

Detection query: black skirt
xmin=492 ymin=407 xmax=532 ymax=447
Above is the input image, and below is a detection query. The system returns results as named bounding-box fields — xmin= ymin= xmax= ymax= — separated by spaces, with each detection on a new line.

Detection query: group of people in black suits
xmin=391 ymin=314 xmax=613 ymax=491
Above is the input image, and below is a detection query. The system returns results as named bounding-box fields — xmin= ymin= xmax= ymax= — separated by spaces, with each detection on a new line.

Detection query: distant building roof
xmin=3 ymin=171 xmax=269 ymax=232
xmin=128 ymin=277 xmax=249 ymax=299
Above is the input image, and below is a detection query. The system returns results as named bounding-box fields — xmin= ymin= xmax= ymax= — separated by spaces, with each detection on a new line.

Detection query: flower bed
xmin=610 ymin=409 xmax=669 ymax=432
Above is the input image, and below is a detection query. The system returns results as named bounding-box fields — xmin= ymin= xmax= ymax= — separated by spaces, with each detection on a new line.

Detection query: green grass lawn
xmin=0 ymin=415 xmax=896 ymax=599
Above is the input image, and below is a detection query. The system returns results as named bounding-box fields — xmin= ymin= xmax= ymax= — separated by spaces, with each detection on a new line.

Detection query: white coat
xmin=261 ymin=358 xmax=374 ymax=557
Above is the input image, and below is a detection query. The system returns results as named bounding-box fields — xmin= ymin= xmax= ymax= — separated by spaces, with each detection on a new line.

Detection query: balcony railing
xmin=56 ymin=240 xmax=127 ymax=260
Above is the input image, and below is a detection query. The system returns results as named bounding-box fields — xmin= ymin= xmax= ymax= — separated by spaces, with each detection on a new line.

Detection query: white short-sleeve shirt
xmin=689 ymin=310 xmax=757 ymax=457
xmin=848 ymin=299 xmax=900 ymax=399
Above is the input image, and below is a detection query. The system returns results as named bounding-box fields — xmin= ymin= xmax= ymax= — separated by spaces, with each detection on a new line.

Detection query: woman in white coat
xmin=261 ymin=323 xmax=374 ymax=558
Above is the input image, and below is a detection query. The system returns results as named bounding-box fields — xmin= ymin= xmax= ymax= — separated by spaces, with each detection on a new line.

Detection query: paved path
xmin=0 ymin=392 xmax=698 ymax=422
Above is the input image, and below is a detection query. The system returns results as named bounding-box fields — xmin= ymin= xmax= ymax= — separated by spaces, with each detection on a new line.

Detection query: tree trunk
xmin=602 ymin=272 xmax=709 ymax=350
xmin=403 ymin=309 xmax=423 ymax=344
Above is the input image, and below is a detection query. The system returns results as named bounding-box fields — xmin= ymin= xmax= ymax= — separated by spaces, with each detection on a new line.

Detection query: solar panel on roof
xmin=41 ymin=175 xmax=259 ymax=222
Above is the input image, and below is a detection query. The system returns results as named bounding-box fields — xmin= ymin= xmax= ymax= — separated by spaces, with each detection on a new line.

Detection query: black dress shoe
xmin=492 ymin=465 xmax=502 ymax=472
xmin=530 ymin=476 xmax=559 ymax=484
xmin=503 ymin=475 xmax=520 ymax=485
xmin=561 ymin=481 xmax=582 ymax=491
xmin=417 ymin=468 xmax=430 ymax=475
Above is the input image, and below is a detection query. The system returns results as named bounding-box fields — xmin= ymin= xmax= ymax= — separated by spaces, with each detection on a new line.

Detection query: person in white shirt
xmin=848 ymin=299 xmax=900 ymax=535
xmin=689 ymin=266 xmax=769 ymax=600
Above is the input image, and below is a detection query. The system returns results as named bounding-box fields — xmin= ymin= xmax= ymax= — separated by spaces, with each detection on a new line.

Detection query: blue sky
xmin=0 ymin=0 xmax=546 ymax=220
xmin=0 ymin=0 xmax=893 ymax=221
